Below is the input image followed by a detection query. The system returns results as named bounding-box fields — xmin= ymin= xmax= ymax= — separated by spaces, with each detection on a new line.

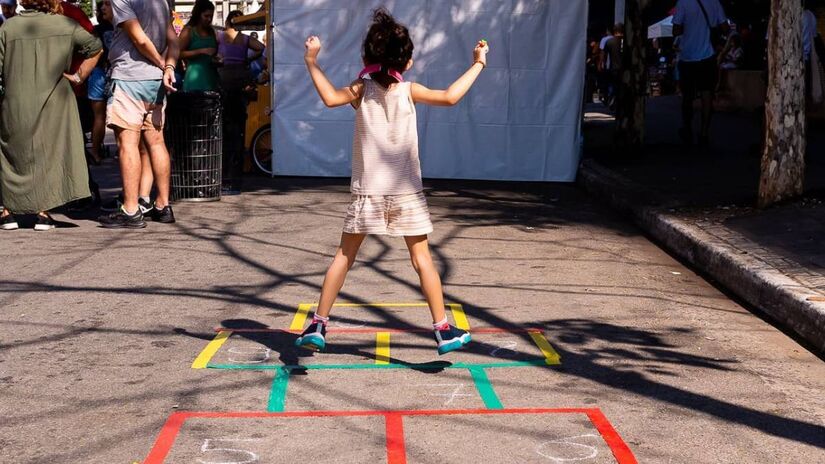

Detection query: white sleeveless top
xmin=351 ymin=79 xmax=423 ymax=195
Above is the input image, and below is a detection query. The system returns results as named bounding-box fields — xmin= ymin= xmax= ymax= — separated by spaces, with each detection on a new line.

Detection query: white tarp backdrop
xmin=270 ymin=0 xmax=587 ymax=181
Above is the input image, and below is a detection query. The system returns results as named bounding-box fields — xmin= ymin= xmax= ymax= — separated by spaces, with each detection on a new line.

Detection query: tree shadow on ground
xmin=2 ymin=179 xmax=823 ymax=454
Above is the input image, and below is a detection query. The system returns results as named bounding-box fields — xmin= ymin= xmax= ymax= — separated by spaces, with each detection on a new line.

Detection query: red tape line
xmin=385 ymin=413 xmax=407 ymax=464
xmin=587 ymin=409 xmax=639 ymax=464
xmin=143 ymin=408 xmax=636 ymax=464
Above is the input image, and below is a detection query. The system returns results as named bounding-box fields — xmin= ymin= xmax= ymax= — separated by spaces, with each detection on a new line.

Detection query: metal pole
xmin=269 ymin=0 xmax=276 ymax=176
xmin=615 ymin=0 xmax=626 ymax=24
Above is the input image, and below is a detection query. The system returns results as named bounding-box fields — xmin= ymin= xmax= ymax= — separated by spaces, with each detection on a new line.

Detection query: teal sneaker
xmin=295 ymin=322 xmax=327 ymax=351
xmin=434 ymin=325 xmax=471 ymax=355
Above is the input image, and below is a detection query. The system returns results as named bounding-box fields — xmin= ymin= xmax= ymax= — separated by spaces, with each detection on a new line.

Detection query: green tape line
xmin=208 ymin=359 xmax=550 ymax=371
xmin=267 ymin=367 xmax=290 ymax=412
xmin=469 ymin=366 xmax=504 ymax=410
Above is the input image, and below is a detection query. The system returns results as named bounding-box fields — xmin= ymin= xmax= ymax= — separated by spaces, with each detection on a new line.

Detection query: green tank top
xmin=183 ymin=28 xmax=219 ymax=92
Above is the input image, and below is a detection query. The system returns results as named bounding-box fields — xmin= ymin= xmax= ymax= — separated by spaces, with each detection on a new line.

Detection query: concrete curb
xmin=578 ymin=159 xmax=825 ymax=354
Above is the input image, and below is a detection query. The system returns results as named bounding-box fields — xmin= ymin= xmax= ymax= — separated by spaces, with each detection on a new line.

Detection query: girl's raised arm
xmin=304 ymin=36 xmax=364 ymax=108
xmin=411 ymin=40 xmax=489 ymax=106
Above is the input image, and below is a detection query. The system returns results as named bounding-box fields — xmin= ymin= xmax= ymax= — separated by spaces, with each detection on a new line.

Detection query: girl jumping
xmin=295 ymin=8 xmax=489 ymax=355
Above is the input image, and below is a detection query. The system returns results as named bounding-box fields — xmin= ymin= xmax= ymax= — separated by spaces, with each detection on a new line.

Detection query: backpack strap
xmin=695 ymin=0 xmax=712 ymax=32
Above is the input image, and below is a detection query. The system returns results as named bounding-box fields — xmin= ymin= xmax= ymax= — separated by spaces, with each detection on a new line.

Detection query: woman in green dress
xmin=0 ymin=0 xmax=102 ymax=231
xmin=179 ymin=0 xmax=219 ymax=92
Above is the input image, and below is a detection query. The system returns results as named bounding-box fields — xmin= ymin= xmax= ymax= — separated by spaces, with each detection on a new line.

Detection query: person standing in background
xmin=217 ymin=10 xmax=264 ymax=194
xmin=597 ymin=25 xmax=613 ymax=104
xmin=248 ymin=31 xmax=267 ymax=81
xmin=179 ymin=0 xmax=219 ymax=92
xmin=0 ymin=0 xmax=102 ymax=231
xmin=585 ymin=37 xmax=600 ymax=104
xmin=673 ymin=0 xmax=729 ymax=147
xmin=60 ymin=0 xmax=103 ymax=210
xmin=601 ymin=23 xmax=624 ymax=110
xmin=88 ymin=0 xmax=114 ymax=165
xmin=98 ymin=0 xmax=179 ymax=228
xmin=802 ymin=1 xmax=819 ymax=102
xmin=0 ymin=0 xmax=16 ymax=21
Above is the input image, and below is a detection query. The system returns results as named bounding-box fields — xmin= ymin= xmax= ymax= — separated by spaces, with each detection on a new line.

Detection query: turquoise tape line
xmin=469 ymin=366 xmax=504 ymax=410
xmin=268 ymin=367 xmax=290 ymax=412
xmin=208 ymin=359 xmax=549 ymax=371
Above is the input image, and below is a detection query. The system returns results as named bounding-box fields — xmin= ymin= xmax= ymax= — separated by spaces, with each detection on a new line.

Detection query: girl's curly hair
xmin=20 ymin=0 xmax=63 ymax=14
xmin=362 ymin=8 xmax=414 ymax=72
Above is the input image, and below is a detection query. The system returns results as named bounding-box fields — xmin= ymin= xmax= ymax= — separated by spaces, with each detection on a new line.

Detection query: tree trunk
xmin=758 ymin=0 xmax=806 ymax=208
xmin=614 ymin=0 xmax=650 ymax=151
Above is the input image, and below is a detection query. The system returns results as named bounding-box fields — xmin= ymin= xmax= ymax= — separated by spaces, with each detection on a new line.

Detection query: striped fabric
xmin=343 ymin=192 xmax=433 ymax=237
xmin=351 ymin=80 xmax=423 ymax=195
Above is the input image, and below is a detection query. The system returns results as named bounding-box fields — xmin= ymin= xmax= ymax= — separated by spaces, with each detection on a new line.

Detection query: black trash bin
xmin=165 ymin=91 xmax=223 ymax=201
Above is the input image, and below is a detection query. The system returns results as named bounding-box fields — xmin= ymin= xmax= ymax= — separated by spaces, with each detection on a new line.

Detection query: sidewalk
xmin=580 ymin=96 xmax=825 ymax=353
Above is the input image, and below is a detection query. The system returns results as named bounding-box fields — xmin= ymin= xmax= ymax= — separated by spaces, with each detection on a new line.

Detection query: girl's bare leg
xmin=314 ymin=232 xmax=366 ymax=318
xmin=404 ymin=235 xmax=448 ymax=324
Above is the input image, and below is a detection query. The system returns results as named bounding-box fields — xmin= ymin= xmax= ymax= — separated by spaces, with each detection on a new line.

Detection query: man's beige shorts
xmin=343 ymin=192 xmax=433 ymax=237
xmin=106 ymin=79 xmax=166 ymax=131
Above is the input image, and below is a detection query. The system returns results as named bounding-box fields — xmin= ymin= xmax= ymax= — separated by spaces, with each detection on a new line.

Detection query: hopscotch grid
xmin=142 ymin=409 xmax=638 ymax=464
xmin=196 ymin=329 xmax=562 ymax=370
xmin=265 ymin=365 xmax=504 ymax=414
xmin=196 ymin=327 xmax=562 ymax=416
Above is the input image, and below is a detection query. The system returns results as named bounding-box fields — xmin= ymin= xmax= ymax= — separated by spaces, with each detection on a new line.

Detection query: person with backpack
xmin=673 ymin=0 xmax=729 ymax=148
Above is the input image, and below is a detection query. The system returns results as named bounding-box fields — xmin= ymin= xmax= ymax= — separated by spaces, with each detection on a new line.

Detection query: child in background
xmin=295 ymin=8 xmax=489 ymax=355
xmin=718 ymin=34 xmax=743 ymax=70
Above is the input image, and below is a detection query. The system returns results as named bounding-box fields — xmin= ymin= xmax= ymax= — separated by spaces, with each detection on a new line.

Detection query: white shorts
xmin=343 ymin=192 xmax=433 ymax=236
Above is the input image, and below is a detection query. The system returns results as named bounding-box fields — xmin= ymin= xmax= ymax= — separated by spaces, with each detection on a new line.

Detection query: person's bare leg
xmin=116 ymin=128 xmax=142 ymax=213
xmin=699 ymin=91 xmax=714 ymax=139
xmin=141 ymin=128 xmax=171 ymax=209
xmin=90 ymin=101 xmax=107 ymax=163
xmin=138 ymin=139 xmax=154 ymax=200
xmin=314 ymin=233 xmax=367 ymax=319
xmin=404 ymin=235 xmax=448 ymax=324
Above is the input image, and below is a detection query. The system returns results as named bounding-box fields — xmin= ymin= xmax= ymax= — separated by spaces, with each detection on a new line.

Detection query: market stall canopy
xmin=648 ymin=15 xmax=673 ymax=39
xmin=232 ymin=6 xmax=266 ymax=31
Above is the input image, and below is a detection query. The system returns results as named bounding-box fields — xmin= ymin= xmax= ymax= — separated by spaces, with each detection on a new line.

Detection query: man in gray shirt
xmin=100 ymin=0 xmax=180 ymax=229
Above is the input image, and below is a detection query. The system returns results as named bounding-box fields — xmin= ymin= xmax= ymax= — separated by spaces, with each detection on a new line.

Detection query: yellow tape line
xmin=289 ymin=303 xmax=313 ymax=330
xmin=529 ymin=331 xmax=561 ymax=365
xmin=448 ymin=304 xmax=470 ymax=330
xmin=191 ymin=330 xmax=232 ymax=369
xmin=375 ymin=332 xmax=391 ymax=364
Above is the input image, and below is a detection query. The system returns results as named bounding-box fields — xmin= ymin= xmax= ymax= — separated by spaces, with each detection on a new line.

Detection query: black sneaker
xmin=1 ymin=213 xmax=18 ymax=230
xmin=148 ymin=205 xmax=176 ymax=224
xmin=138 ymin=198 xmax=154 ymax=215
xmin=100 ymin=195 xmax=123 ymax=213
xmin=294 ymin=322 xmax=327 ymax=351
xmin=434 ymin=325 xmax=472 ymax=355
xmin=34 ymin=214 xmax=55 ymax=231
xmin=98 ymin=207 xmax=146 ymax=229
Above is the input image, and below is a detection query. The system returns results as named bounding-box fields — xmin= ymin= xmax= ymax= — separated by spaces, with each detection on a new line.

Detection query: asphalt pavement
xmin=1 ymin=175 xmax=823 ymax=463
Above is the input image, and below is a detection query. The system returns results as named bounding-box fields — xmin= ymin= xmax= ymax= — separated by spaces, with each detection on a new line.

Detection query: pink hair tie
xmin=358 ymin=64 xmax=404 ymax=82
